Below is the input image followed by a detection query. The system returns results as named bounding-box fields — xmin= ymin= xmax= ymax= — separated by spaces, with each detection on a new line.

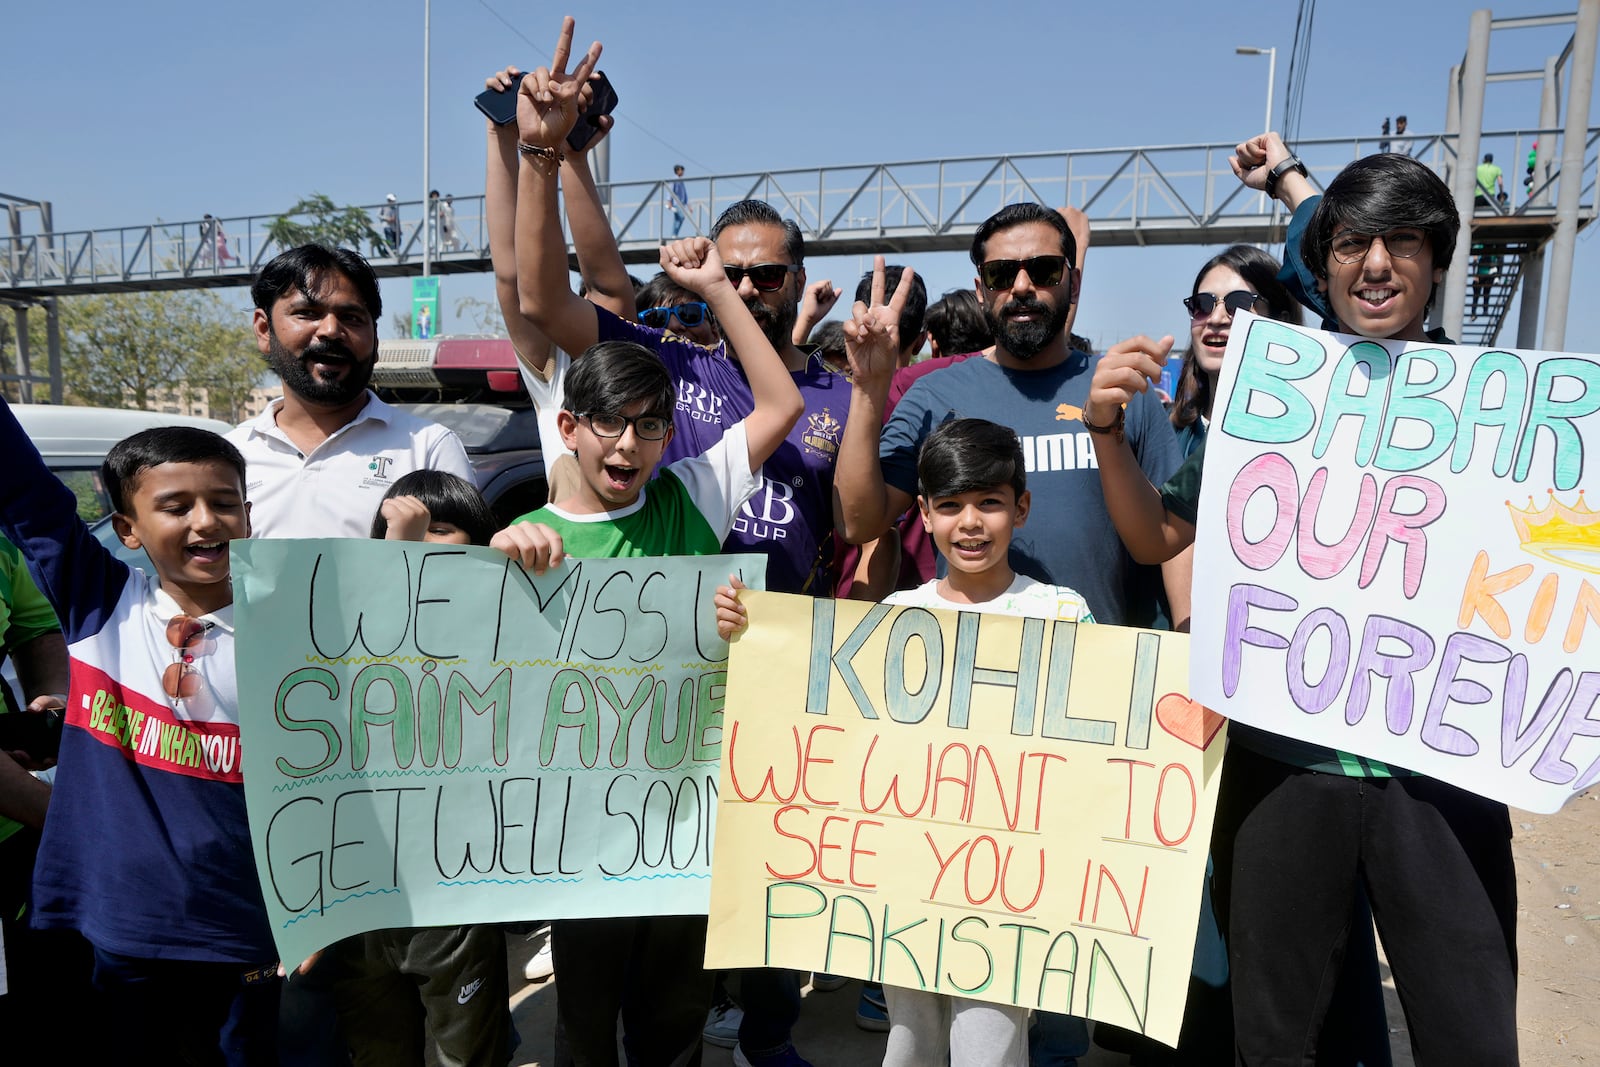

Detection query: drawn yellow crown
xmin=1506 ymin=490 xmax=1600 ymax=575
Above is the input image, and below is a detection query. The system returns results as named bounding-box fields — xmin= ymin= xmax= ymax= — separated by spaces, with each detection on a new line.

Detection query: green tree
xmin=0 ymin=307 xmax=50 ymax=402
xmin=56 ymin=289 xmax=260 ymax=418
xmin=267 ymin=194 xmax=385 ymax=256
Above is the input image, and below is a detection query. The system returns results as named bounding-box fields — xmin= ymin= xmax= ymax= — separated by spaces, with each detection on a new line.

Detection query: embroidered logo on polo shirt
xmin=800 ymin=407 xmax=841 ymax=459
xmin=360 ymin=455 xmax=397 ymax=490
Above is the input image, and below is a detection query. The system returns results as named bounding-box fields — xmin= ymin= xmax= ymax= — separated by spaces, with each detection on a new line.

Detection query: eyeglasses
xmin=1330 ymin=229 xmax=1427 ymax=264
xmin=163 ymin=614 xmax=216 ymax=704
xmin=578 ymin=412 xmax=673 ymax=441
xmin=723 ymin=263 xmax=799 ymax=292
xmin=1183 ymin=290 xmax=1265 ymax=319
xmin=640 ymin=302 xmax=709 ymax=329
xmin=979 ymin=255 xmax=1069 ymax=290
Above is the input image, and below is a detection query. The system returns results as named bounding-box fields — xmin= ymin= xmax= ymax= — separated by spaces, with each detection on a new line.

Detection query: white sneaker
xmin=523 ymin=934 xmax=554 ymax=981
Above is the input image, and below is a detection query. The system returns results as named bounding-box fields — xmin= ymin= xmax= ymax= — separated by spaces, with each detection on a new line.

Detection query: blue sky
xmin=6 ymin=0 xmax=1599 ymax=349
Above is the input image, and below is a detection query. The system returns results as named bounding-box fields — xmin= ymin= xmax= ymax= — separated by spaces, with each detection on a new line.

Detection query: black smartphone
xmin=474 ymin=72 xmax=528 ymax=126
xmin=567 ymin=71 xmax=619 ymax=152
xmin=0 ymin=707 xmax=64 ymax=762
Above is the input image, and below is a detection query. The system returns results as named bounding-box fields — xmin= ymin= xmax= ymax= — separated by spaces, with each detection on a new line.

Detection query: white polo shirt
xmin=227 ymin=392 xmax=475 ymax=538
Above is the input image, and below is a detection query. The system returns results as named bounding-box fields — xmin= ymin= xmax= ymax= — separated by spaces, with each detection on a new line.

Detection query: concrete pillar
xmin=1517 ymin=245 xmax=1546 ymax=349
xmin=1445 ymin=62 xmax=1462 ymax=179
xmin=592 ymin=136 xmax=612 ymax=219
xmin=1541 ymin=0 xmax=1599 ymax=350
xmin=45 ymin=298 xmax=62 ymax=404
xmin=1443 ymin=11 xmax=1492 ymax=342
xmin=15 ymin=305 xmax=31 ymax=404
xmin=1531 ymin=56 xmax=1560 ymax=208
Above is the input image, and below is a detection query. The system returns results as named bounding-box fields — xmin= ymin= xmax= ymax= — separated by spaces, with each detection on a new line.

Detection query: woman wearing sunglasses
xmin=1168 ymin=245 xmax=1300 ymax=458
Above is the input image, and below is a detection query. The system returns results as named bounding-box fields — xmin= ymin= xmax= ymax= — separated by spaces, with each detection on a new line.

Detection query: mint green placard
xmin=232 ymin=538 xmax=765 ymax=967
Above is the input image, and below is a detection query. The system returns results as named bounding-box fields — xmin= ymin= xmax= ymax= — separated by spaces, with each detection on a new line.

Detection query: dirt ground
xmin=501 ymin=788 xmax=1600 ymax=1066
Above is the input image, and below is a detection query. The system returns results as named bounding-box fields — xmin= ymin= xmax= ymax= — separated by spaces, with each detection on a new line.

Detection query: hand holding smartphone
xmin=474 ymin=69 xmax=619 ymax=153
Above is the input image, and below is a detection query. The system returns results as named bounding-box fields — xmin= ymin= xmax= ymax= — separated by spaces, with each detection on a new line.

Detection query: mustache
xmin=742 ymin=297 xmax=779 ymax=323
xmin=1000 ymin=297 xmax=1051 ymax=319
xmin=302 ymin=339 xmax=357 ymax=362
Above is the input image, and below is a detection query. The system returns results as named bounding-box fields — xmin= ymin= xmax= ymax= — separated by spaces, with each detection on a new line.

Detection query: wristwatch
xmin=1264 ymin=155 xmax=1308 ymax=197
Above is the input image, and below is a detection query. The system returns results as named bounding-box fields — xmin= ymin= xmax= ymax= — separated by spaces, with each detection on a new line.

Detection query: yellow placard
xmin=705 ymin=591 xmax=1226 ymax=1047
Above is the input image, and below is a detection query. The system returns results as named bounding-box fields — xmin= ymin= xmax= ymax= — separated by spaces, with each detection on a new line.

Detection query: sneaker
xmin=733 ymin=1044 xmax=814 ymax=1067
xmin=703 ymin=1001 xmax=744 ymax=1049
xmin=809 ymin=972 xmax=849 ymax=992
xmin=522 ymin=932 xmax=554 ymax=982
xmin=854 ymin=984 xmax=890 ymax=1032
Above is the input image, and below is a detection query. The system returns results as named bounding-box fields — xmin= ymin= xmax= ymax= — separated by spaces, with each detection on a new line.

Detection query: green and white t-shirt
xmin=510 ymin=422 xmax=759 ymax=558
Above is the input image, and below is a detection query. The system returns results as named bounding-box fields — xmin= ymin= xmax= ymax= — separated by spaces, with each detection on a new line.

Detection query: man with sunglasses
xmin=837 ymin=202 xmax=1189 ymax=632
xmin=512 ymin=22 xmax=862 ymax=1064
xmin=835 ymin=203 xmax=1187 ymax=1065
xmin=513 ymin=32 xmax=855 ymax=601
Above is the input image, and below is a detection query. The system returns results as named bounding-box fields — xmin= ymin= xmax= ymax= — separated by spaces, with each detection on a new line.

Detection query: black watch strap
xmin=1265 ymin=155 xmax=1308 ymax=196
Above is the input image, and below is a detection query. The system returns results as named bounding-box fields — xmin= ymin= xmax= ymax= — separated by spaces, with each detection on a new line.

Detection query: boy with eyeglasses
xmin=491 ymin=231 xmax=803 ymax=1067
xmin=1081 ymin=137 xmax=1518 ymax=1064
xmin=0 ymin=396 xmax=283 ymax=1064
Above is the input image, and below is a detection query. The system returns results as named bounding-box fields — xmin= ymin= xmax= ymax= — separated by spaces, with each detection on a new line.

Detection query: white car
xmin=15 ymin=404 xmax=235 ymax=527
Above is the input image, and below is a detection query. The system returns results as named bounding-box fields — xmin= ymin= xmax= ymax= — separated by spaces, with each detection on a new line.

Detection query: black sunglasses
xmin=723 ymin=263 xmax=799 ymax=292
xmin=1183 ymin=290 xmax=1264 ymax=319
xmin=640 ymin=302 xmax=709 ymax=329
xmin=979 ymin=255 xmax=1069 ymax=290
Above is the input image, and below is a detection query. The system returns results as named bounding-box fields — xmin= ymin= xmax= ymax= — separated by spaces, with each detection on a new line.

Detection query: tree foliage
xmin=267 ymin=194 xmax=385 ymax=256
xmin=56 ymin=289 xmax=261 ymax=419
xmin=0 ymin=309 xmax=50 ymax=402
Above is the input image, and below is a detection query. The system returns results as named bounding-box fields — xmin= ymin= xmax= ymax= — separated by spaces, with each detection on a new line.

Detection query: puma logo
xmin=1055 ymin=403 xmax=1084 ymax=422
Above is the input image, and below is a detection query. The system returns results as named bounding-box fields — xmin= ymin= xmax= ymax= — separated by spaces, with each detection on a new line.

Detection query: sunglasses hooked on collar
xmin=639 ymin=302 xmax=709 ymax=329
xmin=979 ymin=255 xmax=1069 ymax=290
xmin=1183 ymin=291 xmax=1265 ymax=319
xmin=163 ymin=614 xmax=216 ymax=705
xmin=723 ymin=263 xmax=799 ymax=292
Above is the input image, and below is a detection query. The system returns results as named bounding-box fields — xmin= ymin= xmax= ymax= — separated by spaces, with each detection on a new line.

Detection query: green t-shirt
xmin=2 ymin=535 xmax=63 ymax=845
xmin=1157 ymin=443 xmax=1404 ymax=778
xmin=511 ymin=423 xmax=758 ymax=559
xmin=1 ymin=535 xmax=60 ymax=650
xmin=1476 ymin=161 xmax=1503 ymax=197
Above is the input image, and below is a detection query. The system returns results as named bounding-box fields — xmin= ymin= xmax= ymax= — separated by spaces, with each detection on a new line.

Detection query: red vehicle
xmin=372 ymin=336 xmax=547 ymax=524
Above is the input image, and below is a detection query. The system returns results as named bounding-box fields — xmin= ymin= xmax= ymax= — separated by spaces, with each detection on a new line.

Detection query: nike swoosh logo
xmin=458 ymin=978 xmax=484 ymax=1004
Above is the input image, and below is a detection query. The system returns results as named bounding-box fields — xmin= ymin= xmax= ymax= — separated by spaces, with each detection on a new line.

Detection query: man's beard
xmin=984 ymin=296 xmax=1069 ymax=362
xmin=743 ymin=293 xmax=798 ymax=353
xmin=264 ymin=331 xmax=375 ymax=406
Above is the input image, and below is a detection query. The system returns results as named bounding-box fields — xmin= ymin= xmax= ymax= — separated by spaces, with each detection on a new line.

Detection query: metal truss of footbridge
xmin=4 ymin=127 xmax=1597 ymax=341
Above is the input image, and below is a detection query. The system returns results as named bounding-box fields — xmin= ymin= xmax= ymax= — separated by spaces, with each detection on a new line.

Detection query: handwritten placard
xmin=232 ymin=539 xmax=764 ymax=967
xmin=1190 ymin=313 xmax=1600 ymax=813
xmin=705 ymin=591 xmax=1224 ymax=1047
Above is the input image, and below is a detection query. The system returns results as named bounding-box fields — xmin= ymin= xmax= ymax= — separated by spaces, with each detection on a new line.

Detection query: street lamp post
xmin=1236 ymin=46 xmax=1277 ymax=214
xmin=422 ymin=0 xmax=432 ymax=278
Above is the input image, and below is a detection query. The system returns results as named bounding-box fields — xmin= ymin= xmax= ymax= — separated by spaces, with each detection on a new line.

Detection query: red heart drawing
xmin=1155 ymin=693 xmax=1226 ymax=750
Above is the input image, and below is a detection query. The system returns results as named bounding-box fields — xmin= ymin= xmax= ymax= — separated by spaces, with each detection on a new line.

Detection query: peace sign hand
xmin=516 ymin=15 xmax=602 ymax=151
xmin=843 ymin=255 xmax=914 ymax=386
